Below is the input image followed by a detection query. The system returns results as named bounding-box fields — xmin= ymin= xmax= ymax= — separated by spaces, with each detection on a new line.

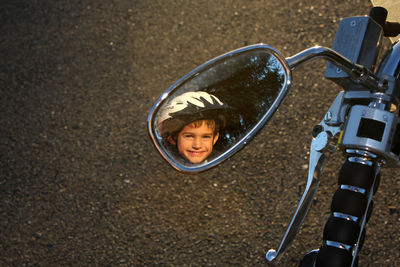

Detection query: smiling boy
xmin=169 ymin=119 xmax=219 ymax=164
xmin=158 ymin=91 xmax=229 ymax=164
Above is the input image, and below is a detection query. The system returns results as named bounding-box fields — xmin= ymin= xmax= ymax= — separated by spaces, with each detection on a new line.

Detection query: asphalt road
xmin=1 ymin=0 xmax=400 ymax=266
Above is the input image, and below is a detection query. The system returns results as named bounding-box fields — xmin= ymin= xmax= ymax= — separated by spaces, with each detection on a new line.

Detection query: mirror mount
xmin=287 ymin=46 xmax=387 ymax=92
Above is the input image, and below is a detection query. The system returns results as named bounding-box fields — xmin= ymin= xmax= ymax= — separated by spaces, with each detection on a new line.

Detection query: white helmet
xmin=157 ymin=91 xmax=230 ymax=137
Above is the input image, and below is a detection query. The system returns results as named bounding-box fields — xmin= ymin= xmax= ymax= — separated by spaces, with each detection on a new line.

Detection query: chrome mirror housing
xmin=148 ymin=44 xmax=292 ymax=172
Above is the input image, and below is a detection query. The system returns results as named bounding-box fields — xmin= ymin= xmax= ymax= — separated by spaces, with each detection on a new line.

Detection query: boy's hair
xmin=168 ymin=119 xmax=220 ymax=143
xmin=189 ymin=119 xmax=219 ymax=135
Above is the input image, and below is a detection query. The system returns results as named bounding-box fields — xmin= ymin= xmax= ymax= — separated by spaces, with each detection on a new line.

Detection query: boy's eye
xmin=202 ymin=135 xmax=212 ymax=139
xmin=183 ymin=134 xmax=194 ymax=138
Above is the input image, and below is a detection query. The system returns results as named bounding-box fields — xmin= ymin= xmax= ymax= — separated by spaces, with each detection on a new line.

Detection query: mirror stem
xmin=286 ymin=46 xmax=386 ymax=91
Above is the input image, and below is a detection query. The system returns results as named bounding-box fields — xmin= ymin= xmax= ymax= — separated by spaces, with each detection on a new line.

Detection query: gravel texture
xmin=1 ymin=0 xmax=399 ymax=266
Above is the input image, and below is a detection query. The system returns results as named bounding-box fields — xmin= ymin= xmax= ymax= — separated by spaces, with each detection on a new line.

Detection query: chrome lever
xmin=266 ymin=137 xmax=326 ymax=263
xmin=266 ymin=92 xmax=345 ymax=263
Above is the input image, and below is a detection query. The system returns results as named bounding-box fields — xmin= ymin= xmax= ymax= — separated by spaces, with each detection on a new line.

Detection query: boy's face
xmin=173 ymin=120 xmax=219 ymax=164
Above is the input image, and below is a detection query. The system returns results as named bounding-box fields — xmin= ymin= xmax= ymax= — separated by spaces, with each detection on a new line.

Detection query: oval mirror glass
xmin=148 ymin=44 xmax=291 ymax=172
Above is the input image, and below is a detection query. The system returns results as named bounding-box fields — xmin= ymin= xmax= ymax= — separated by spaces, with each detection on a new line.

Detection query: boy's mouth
xmin=187 ymin=150 xmax=205 ymax=157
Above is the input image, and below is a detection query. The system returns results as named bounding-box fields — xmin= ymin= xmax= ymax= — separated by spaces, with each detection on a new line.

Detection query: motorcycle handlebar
xmin=286 ymin=46 xmax=388 ymax=92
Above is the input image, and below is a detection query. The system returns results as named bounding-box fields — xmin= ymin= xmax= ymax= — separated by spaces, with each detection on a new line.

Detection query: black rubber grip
xmin=331 ymin=189 xmax=367 ymax=217
xmin=369 ymin=7 xmax=387 ymax=27
xmin=316 ymin=245 xmax=352 ymax=267
xmin=323 ymin=216 xmax=360 ymax=245
xmin=314 ymin=160 xmax=378 ymax=267
xmin=338 ymin=161 xmax=375 ymax=192
xmin=373 ymin=172 xmax=381 ymax=195
xmin=384 ymin=22 xmax=400 ymax=37
xmin=369 ymin=7 xmax=400 ymax=37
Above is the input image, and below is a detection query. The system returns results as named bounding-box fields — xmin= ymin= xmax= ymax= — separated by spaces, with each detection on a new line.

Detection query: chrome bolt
xmin=313 ymin=131 xmax=329 ymax=152
xmin=266 ymin=249 xmax=277 ymax=262
xmin=324 ymin=111 xmax=332 ymax=122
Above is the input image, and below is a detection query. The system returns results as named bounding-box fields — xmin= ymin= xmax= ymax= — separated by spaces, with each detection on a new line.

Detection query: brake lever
xmin=266 ymin=92 xmax=346 ymax=263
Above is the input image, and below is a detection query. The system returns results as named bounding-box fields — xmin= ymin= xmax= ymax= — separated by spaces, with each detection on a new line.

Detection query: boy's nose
xmin=192 ymin=138 xmax=201 ymax=149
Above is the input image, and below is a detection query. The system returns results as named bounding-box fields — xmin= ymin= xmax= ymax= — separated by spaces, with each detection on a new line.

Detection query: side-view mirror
xmin=148 ymin=44 xmax=292 ymax=172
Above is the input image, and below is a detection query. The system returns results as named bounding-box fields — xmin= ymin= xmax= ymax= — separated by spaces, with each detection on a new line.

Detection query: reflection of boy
xmin=158 ymin=91 xmax=228 ymax=164
xmin=168 ymin=119 xmax=219 ymax=164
